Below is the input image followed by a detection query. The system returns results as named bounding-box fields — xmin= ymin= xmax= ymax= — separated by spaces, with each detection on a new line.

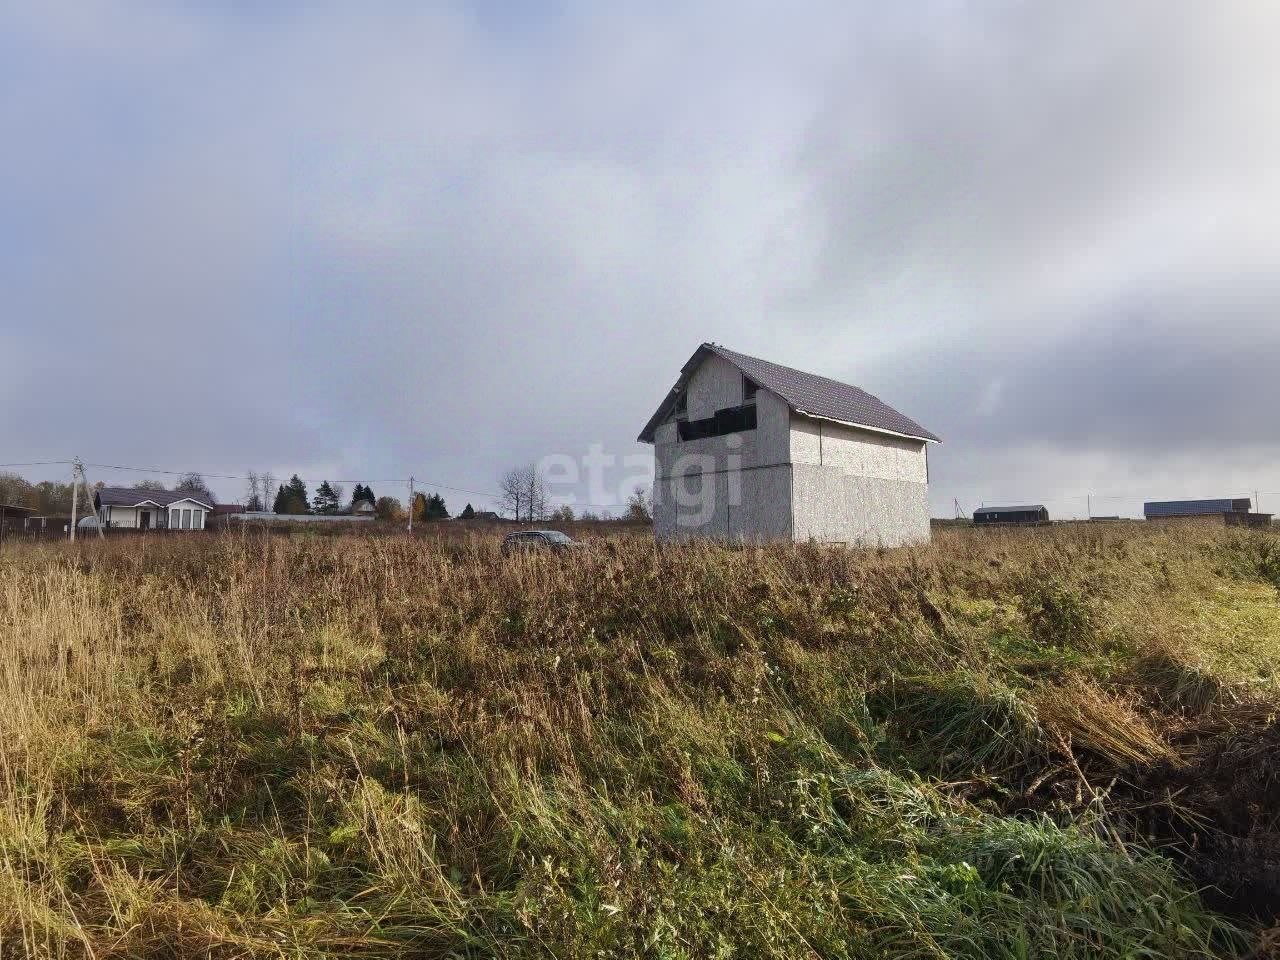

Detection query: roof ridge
xmin=708 ymin=343 xmax=891 ymax=401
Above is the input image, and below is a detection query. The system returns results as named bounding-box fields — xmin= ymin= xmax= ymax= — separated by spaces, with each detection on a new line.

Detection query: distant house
xmin=456 ymin=510 xmax=501 ymax=522
xmin=1144 ymin=498 xmax=1271 ymax=528
xmin=973 ymin=505 xmax=1050 ymax=525
xmin=638 ymin=342 xmax=939 ymax=545
xmin=351 ymin=501 xmax=376 ymax=516
xmin=93 ymin=487 xmax=214 ymax=530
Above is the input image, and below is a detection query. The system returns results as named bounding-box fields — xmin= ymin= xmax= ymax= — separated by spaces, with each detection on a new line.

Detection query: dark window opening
xmin=672 ymin=389 xmax=688 ymax=420
xmin=677 ymin=403 xmax=757 ymax=441
xmin=743 ymin=376 xmax=758 ymax=404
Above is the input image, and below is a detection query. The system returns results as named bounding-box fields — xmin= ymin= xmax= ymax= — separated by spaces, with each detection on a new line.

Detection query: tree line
xmin=497 ymin=463 xmax=651 ymax=523
xmin=3 ymin=464 xmax=652 ymax=525
xmin=0 ymin=470 xmax=216 ymax=514
xmin=258 ymin=473 xmax=450 ymax=522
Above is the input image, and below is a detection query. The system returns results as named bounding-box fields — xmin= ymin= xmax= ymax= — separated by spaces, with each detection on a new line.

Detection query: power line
xmin=81 ymin=462 xmax=244 ymax=481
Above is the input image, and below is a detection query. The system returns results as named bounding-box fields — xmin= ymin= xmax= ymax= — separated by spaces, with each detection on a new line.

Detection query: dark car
xmin=501 ymin=530 xmax=578 ymax=556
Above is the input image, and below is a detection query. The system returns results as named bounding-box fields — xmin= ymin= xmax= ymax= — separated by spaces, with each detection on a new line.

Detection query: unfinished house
xmin=638 ymin=343 xmax=940 ymax=546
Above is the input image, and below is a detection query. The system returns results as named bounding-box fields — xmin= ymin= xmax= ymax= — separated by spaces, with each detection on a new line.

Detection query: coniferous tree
xmin=424 ymin=492 xmax=449 ymax=520
xmin=275 ymin=475 xmax=309 ymax=514
xmin=349 ymin=483 xmax=367 ymax=509
xmin=460 ymin=503 xmax=475 ymax=519
xmin=312 ymin=481 xmax=339 ymax=515
xmin=358 ymin=484 xmax=376 ymax=505
xmin=272 ymin=484 xmax=287 ymax=514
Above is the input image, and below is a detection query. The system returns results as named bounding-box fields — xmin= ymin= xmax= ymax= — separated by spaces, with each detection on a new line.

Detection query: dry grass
xmin=0 ymin=523 xmax=1277 ymax=958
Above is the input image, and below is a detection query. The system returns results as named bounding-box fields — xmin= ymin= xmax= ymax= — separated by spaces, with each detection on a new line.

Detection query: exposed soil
xmin=1135 ymin=703 xmax=1280 ymax=922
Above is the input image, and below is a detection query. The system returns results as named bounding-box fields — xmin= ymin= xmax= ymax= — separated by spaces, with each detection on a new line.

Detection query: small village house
xmin=94 ymin=487 xmax=214 ymax=530
xmin=638 ymin=343 xmax=939 ymax=546
xmin=973 ymin=504 xmax=1050 ymax=525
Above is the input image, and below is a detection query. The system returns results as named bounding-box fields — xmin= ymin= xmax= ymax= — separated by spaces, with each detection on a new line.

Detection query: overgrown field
xmin=2 ymin=525 xmax=1279 ymax=958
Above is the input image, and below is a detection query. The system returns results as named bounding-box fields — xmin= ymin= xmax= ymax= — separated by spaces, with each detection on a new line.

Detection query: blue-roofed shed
xmin=1144 ymin=498 xmax=1271 ymax=528
xmin=1143 ymin=498 xmax=1250 ymax=519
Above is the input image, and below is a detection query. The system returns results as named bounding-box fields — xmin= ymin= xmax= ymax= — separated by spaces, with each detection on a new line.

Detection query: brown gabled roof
xmin=637 ymin=343 xmax=940 ymax=444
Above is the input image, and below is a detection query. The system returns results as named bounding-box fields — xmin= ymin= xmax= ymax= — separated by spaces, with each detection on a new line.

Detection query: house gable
xmin=639 ymin=342 xmax=939 ymax=445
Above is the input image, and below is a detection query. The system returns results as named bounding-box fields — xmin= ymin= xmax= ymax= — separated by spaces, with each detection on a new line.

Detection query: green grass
xmin=0 ymin=524 xmax=1277 ymax=957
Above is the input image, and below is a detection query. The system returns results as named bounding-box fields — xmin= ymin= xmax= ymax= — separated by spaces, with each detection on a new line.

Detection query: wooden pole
xmin=407 ymin=476 xmax=414 ymax=534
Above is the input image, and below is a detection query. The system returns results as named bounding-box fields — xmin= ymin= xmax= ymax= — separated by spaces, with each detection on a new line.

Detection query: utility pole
xmin=68 ymin=458 xmax=104 ymax=542
xmin=1087 ymin=493 xmax=1092 ymax=520
xmin=70 ymin=461 xmax=80 ymax=541
xmin=80 ymin=461 xmax=105 ymax=540
xmin=407 ymin=475 xmax=414 ymax=534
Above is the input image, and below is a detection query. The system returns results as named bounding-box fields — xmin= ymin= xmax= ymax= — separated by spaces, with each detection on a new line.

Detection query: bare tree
xmin=245 ymin=471 xmax=263 ymax=511
xmin=0 ymin=472 xmax=36 ymax=509
xmin=499 ymin=464 xmax=549 ymax=522
xmin=330 ymin=483 xmax=345 ymax=511
xmin=175 ymin=472 xmax=216 ymax=504
xmin=261 ymin=472 xmax=277 ymax=513
xmin=525 ymin=466 xmax=548 ymax=522
xmin=498 ymin=467 xmax=525 ymax=521
xmin=375 ymin=496 xmax=403 ymax=521
xmin=626 ymin=485 xmax=652 ymax=524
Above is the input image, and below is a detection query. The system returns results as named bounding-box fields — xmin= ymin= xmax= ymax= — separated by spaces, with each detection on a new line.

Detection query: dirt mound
xmin=1138 ymin=702 xmax=1280 ymax=921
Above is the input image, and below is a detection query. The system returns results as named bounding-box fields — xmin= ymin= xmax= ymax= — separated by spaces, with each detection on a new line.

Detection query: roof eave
xmin=791 ymin=409 xmax=941 ymax=444
xmin=166 ymin=497 xmax=214 ymax=509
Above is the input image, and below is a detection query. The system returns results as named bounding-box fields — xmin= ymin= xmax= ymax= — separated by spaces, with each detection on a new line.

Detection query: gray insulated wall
xmin=790 ymin=463 xmax=930 ymax=547
xmin=653 ymin=464 xmax=793 ymax=542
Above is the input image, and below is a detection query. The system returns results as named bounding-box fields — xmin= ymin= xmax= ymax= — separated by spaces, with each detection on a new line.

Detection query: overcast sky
xmin=2 ymin=2 xmax=1278 ymax=518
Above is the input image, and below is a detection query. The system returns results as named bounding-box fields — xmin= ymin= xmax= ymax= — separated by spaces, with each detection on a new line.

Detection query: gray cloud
xmin=1 ymin=2 xmax=1277 ymax=517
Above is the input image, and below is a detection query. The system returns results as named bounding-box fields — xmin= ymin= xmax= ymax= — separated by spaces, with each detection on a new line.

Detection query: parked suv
xmin=501 ymin=530 xmax=578 ymax=556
